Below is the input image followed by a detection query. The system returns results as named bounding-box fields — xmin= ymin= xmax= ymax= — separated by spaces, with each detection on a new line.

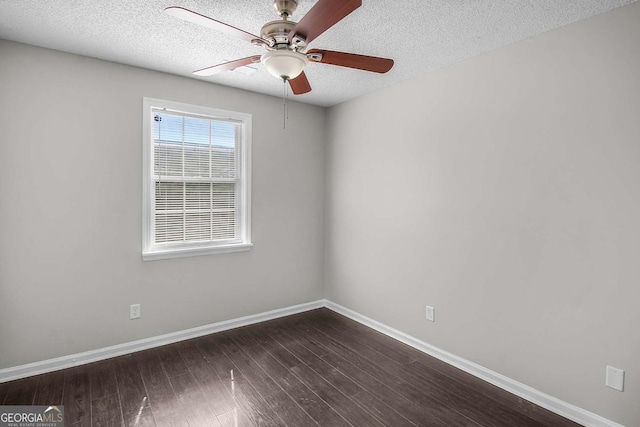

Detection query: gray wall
xmin=325 ymin=3 xmax=639 ymax=426
xmin=0 ymin=40 xmax=326 ymax=368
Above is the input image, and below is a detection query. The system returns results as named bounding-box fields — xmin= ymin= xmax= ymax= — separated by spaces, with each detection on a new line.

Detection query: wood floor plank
xmin=309 ymin=315 xmax=408 ymax=371
xmin=92 ymin=394 xmax=124 ymax=427
xmin=279 ymin=323 xmax=455 ymax=427
xmin=63 ymin=366 xmax=91 ymax=425
xmin=183 ymin=338 xmax=259 ymax=427
xmin=33 ymin=371 xmax=65 ymax=405
xmin=152 ymin=413 xmax=189 ymax=427
xmin=251 ymin=326 xmax=385 ymax=427
xmin=314 ymin=310 xmax=581 ymax=426
xmin=308 ymin=311 xmax=550 ymax=427
xmin=197 ymin=337 xmax=285 ymax=426
xmin=168 ymin=372 xmax=222 ymax=427
xmin=156 ymin=344 xmax=189 ymax=378
xmin=270 ymin=326 xmax=416 ymax=427
xmin=0 ymin=382 xmax=9 ymax=404
xmin=315 ymin=311 xmax=421 ymax=365
xmin=216 ymin=331 xmax=319 ymax=427
xmin=175 ymin=339 xmax=238 ymax=417
xmin=394 ymin=360 xmax=546 ymax=427
xmin=298 ymin=315 xmax=488 ymax=426
xmin=133 ymin=350 xmax=183 ymax=420
xmin=3 ymin=377 xmax=39 ymax=405
xmin=90 ymin=361 xmax=119 ymax=400
xmin=410 ymin=356 xmax=581 ymax=427
xmin=114 ymin=355 xmax=150 ymax=417
xmin=216 ymin=408 xmax=244 ymax=427
xmin=123 ymin=405 xmax=156 ymax=427
xmin=233 ymin=328 xmax=351 ymax=427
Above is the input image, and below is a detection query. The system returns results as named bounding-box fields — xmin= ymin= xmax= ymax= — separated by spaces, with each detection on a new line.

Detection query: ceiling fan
xmin=164 ymin=0 xmax=394 ymax=95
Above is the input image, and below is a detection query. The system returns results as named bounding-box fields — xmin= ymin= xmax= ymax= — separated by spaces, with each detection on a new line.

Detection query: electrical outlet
xmin=426 ymin=305 xmax=435 ymax=322
xmin=606 ymin=366 xmax=624 ymax=391
xmin=130 ymin=304 xmax=141 ymax=320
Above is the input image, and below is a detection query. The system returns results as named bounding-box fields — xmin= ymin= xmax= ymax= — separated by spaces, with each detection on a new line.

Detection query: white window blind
xmin=142 ymin=98 xmax=252 ymax=260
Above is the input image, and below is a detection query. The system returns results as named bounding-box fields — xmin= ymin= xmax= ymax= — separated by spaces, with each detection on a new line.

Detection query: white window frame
xmin=142 ymin=97 xmax=252 ymax=261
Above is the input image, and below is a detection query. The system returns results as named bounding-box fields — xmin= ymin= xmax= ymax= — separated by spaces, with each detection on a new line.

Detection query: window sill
xmin=142 ymin=242 xmax=253 ymax=261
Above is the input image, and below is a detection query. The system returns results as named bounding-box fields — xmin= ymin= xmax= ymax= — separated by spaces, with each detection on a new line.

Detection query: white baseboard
xmin=325 ymin=300 xmax=623 ymax=427
xmin=0 ymin=298 xmax=622 ymax=427
xmin=0 ymin=300 xmax=325 ymax=383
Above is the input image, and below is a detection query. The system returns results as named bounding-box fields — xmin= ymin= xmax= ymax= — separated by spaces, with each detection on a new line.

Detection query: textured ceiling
xmin=0 ymin=0 xmax=635 ymax=107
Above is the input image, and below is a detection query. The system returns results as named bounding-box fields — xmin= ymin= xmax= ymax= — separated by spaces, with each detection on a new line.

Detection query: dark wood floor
xmin=0 ymin=308 xmax=580 ymax=426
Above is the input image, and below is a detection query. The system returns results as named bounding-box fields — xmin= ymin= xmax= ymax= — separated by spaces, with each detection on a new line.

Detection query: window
xmin=142 ymin=98 xmax=252 ymax=260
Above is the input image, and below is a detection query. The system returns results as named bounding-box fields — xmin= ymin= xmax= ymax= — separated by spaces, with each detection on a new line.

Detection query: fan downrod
xmin=273 ymin=0 xmax=298 ymax=19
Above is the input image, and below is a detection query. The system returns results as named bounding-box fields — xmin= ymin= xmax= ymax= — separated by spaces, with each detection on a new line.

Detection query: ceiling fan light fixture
xmin=166 ymin=0 xmax=393 ymax=95
xmin=261 ymin=50 xmax=308 ymax=80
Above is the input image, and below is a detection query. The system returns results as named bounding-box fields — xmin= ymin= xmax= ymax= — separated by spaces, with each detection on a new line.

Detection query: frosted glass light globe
xmin=261 ymin=50 xmax=308 ymax=80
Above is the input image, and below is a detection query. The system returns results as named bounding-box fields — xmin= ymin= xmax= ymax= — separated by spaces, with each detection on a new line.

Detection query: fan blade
xmin=307 ymin=49 xmax=394 ymax=73
xmin=289 ymin=0 xmax=361 ymax=45
xmin=194 ymin=56 xmax=262 ymax=77
xmin=289 ymin=72 xmax=312 ymax=95
xmin=165 ymin=6 xmax=267 ymax=44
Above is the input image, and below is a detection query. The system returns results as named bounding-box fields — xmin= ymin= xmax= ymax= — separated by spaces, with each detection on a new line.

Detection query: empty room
xmin=0 ymin=0 xmax=638 ymax=426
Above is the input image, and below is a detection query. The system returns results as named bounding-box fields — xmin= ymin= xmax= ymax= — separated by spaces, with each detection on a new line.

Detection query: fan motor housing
xmin=261 ymin=20 xmax=297 ymax=46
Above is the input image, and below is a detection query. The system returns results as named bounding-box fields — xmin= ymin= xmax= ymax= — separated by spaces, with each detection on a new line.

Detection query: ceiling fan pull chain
xmin=283 ymin=77 xmax=287 ymax=129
